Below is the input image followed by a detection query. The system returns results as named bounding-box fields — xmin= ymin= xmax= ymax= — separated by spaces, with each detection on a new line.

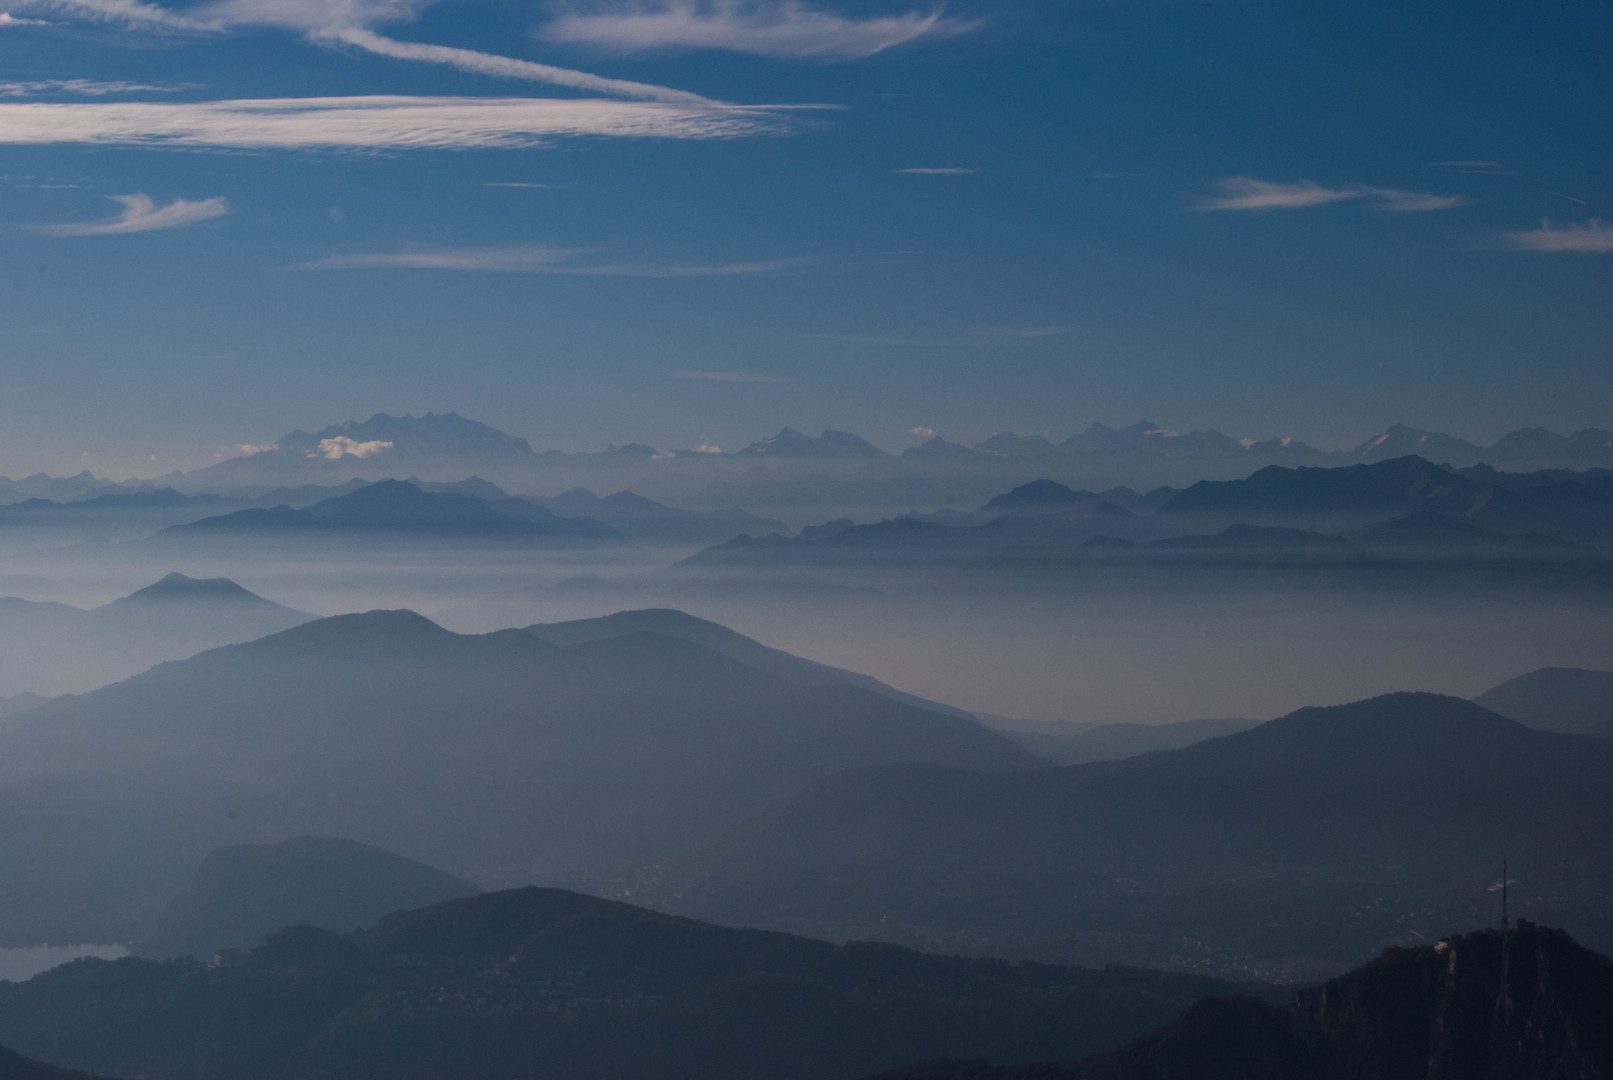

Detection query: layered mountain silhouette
xmin=676 ymin=456 xmax=1613 ymax=588
xmin=640 ymin=694 xmax=1613 ymax=979
xmin=136 ymin=837 xmax=480 ymax=961
xmin=1158 ymin=456 xmax=1613 ymax=543
xmin=0 ymin=609 xmax=1035 ymax=944
xmin=868 ymin=923 xmax=1613 ymax=1080
xmin=0 ymin=573 xmax=310 ymax=697
xmin=983 ymin=716 xmax=1262 ymax=765
xmin=1475 ymin=667 xmax=1613 ymax=737
xmin=526 ymin=608 xmax=979 ymax=720
xmin=166 ymin=480 xmax=616 ymax=541
xmin=0 ymin=887 xmax=1247 ymax=1080
xmin=13 ymin=414 xmax=1612 ymax=517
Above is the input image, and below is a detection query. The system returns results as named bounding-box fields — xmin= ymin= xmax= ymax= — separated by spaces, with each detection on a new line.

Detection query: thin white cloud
xmin=909 ymin=426 xmax=935 ymax=437
xmin=0 ymin=78 xmax=199 ymax=96
xmin=14 ymin=0 xmax=218 ymax=31
xmin=1369 ymin=188 xmax=1465 ymax=212
xmin=312 ymin=436 xmax=392 ymax=458
xmin=0 ymin=96 xmax=799 ymax=150
xmin=294 ymin=246 xmax=800 ymax=275
xmin=27 ymin=0 xmax=713 ymax=104
xmin=1501 ymin=219 xmax=1613 ymax=254
xmin=34 ymin=192 xmax=229 ymax=236
xmin=485 ymin=181 xmax=550 ymax=188
xmin=312 ymin=26 xmax=713 ymax=103
xmin=897 ymin=166 xmax=972 ymax=174
xmin=671 ymin=370 xmax=787 ymax=382
xmin=1198 ymin=176 xmax=1463 ymax=212
xmin=297 ymin=245 xmax=579 ymax=270
xmin=0 ymin=10 xmax=49 ymax=23
xmin=567 ymin=257 xmax=800 ymax=276
xmin=541 ymin=0 xmax=976 ymax=60
xmin=1198 ymin=177 xmax=1359 ymax=211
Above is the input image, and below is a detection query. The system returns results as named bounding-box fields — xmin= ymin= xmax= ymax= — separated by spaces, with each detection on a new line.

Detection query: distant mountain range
xmin=870 ymin=922 xmax=1613 ymax=1080
xmin=672 ymin=457 xmax=1613 ymax=591
xmin=637 ymin=693 xmax=1613 ymax=980
xmin=164 ymin=479 xmax=619 ymax=542
xmin=0 ymin=572 xmax=311 ymax=697
xmin=10 ymin=414 xmax=1611 ymax=516
xmin=0 ymin=886 xmax=1248 ymax=1080
xmin=0 ymin=608 xmax=1034 ymax=945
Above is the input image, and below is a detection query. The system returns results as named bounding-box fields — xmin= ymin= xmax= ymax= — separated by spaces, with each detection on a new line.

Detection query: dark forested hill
xmin=0 ymin=610 xmax=1035 ymax=944
xmin=641 ymin=694 xmax=1613 ymax=980
xmin=0 ymin=887 xmax=1252 ymax=1080
xmin=865 ymin=922 xmax=1613 ymax=1080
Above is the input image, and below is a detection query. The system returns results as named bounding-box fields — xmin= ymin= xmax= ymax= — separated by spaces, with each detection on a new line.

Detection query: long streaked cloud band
xmin=541 ymin=1 xmax=977 ymax=60
xmin=293 ymin=245 xmax=803 ymax=275
xmin=0 ymin=95 xmax=805 ymax=150
xmin=1502 ymin=220 xmax=1613 ymax=253
xmin=1198 ymin=176 xmax=1464 ymax=212
xmin=313 ymin=26 xmax=713 ymax=103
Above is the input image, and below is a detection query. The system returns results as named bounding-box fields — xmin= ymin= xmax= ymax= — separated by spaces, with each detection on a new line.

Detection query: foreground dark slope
xmin=0 ymin=888 xmax=1253 ymax=1080
xmin=643 ymin=694 xmax=1613 ymax=980
xmin=870 ymin=923 xmax=1613 ymax=1080
xmin=0 ymin=611 xmax=1036 ymax=944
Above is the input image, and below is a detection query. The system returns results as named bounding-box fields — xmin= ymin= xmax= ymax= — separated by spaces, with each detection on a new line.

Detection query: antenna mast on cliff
xmin=1500 ymin=857 xmax=1509 ymax=931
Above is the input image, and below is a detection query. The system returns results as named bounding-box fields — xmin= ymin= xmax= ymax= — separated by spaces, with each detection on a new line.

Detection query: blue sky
xmin=0 ymin=0 xmax=1609 ymax=476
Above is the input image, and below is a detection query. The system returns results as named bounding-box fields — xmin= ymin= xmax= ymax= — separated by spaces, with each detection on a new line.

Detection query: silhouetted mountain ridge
xmin=0 ymin=608 xmax=1034 ymax=944
xmin=0 ymin=886 xmax=1252 ymax=1080
xmin=868 ymin=923 xmax=1613 ymax=1080
xmin=643 ymin=693 xmax=1613 ymax=978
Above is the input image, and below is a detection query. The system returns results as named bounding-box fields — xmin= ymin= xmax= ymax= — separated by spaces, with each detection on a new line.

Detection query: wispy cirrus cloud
xmin=670 ymin=369 xmax=787 ymax=382
xmin=296 ymin=245 xmax=578 ymax=270
xmin=0 ymin=10 xmax=49 ymax=23
xmin=13 ymin=0 xmax=218 ymax=32
xmin=293 ymin=245 xmax=801 ymax=275
xmin=897 ymin=166 xmax=972 ymax=175
xmin=33 ymin=192 xmax=229 ymax=236
xmin=541 ymin=0 xmax=976 ymax=60
xmin=306 ymin=25 xmax=713 ymax=103
xmin=0 ymin=78 xmax=200 ymax=96
xmin=0 ymin=96 xmax=800 ymax=151
xmin=1500 ymin=219 xmax=1613 ymax=253
xmin=20 ymin=0 xmax=714 ymax=104
xmin=1197 ymin=176 xmax=1464 ymax=212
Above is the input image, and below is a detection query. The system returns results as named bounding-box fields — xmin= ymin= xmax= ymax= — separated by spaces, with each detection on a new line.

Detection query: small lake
xmin=0 ymin=944 xmax=128 ymax=982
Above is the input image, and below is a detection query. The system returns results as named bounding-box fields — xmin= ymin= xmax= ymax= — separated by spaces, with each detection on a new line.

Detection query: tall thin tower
xmin=1501 ymin=857 xmax=1509 ymax=931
